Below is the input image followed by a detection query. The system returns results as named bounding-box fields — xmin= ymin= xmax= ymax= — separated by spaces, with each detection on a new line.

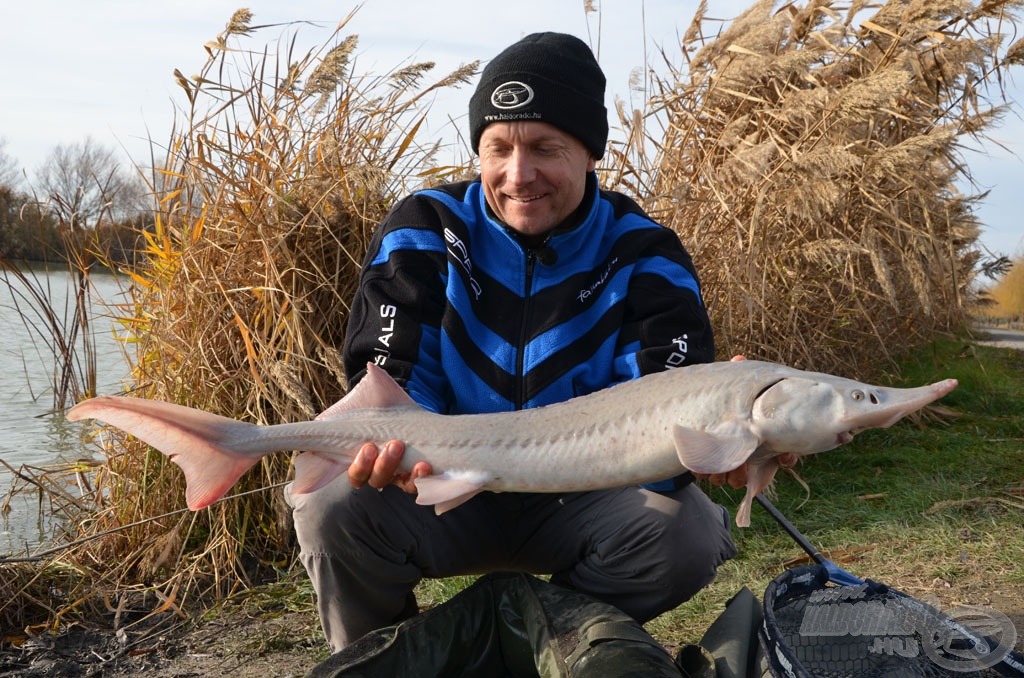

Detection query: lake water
xmin=0 ymin=267 xmax=129 ymax=555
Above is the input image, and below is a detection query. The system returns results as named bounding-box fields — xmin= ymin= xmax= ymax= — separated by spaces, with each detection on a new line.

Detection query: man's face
xmin=478 ymin=121 xmax=596 ymax=241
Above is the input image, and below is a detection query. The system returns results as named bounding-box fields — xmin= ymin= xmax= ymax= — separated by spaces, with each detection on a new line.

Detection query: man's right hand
xmin=348 ymin=440 xmax=432 ymax=494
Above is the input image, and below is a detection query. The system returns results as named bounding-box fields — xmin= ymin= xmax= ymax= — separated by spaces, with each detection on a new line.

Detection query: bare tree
xmin=16 ymin=138 xmax=146 ymax=408
xmin=0 ymin=138 xmax=19 ymax=188
xmin=34 ymin=136 xmax=145 ymax=232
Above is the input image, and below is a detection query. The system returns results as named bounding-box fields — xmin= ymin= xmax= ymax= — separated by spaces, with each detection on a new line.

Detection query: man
xmin=289 ymin=32 xmax=756 ymax=653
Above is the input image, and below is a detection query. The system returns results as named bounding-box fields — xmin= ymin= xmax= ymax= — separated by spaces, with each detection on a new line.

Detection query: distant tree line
xmin=979 ymin=257 xmax=1024 ymax=325
xmin=0 ymin=136 xmax=150 ymax=268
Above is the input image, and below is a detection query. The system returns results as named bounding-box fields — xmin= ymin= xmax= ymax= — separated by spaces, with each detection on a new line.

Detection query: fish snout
xmin=849 ymin=378 xmax=958 ymax=429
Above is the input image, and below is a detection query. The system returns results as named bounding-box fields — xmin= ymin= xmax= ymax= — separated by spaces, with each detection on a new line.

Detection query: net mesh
xmin=760 ymin=565 xmax=1024 ymax=678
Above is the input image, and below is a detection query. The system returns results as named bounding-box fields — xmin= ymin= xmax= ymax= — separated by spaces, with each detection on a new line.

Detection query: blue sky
xmin=1 ymin=0 xmax=1020 ymax=256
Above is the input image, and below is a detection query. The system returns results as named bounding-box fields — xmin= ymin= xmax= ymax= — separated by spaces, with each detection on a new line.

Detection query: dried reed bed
xmin=606 ymin=0 xmax=1023 ymax=373
xmin=3 ymin=0 xmax=1022 ymax=639
xmin=100 ymin=8 xmax=476 ymax=599
xmin=2 ymin=10 xmax=479 ymax=634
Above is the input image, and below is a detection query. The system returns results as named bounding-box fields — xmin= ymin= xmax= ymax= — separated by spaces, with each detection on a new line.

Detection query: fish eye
xmin=852 ymin=390 xmax=864 ymax=401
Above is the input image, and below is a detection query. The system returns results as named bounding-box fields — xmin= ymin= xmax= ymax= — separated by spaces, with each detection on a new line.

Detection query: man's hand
xmin=694 ymin=453 xmax=798 ymax=488
xmin=348 ymin=440 xmax=432 ymax=494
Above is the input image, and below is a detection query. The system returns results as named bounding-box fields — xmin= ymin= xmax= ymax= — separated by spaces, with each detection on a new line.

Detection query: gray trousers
xmin=286 ymin=480 xmax=737 ymax=652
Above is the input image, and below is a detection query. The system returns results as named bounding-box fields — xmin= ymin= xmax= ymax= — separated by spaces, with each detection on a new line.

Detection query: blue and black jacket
xmin=343 ymin=173 xmax=714 ymax=428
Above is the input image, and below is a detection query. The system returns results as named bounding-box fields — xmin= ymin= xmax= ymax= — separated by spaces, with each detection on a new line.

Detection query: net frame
xmin=754 ymin=497 xmax=1024 ymax=677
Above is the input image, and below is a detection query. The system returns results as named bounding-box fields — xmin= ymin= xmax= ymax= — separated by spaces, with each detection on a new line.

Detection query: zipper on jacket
xmin=514 ymin=251 xmax=538 ymax=410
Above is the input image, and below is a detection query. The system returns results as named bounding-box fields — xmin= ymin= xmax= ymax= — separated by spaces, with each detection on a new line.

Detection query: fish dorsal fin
xmin=672 ymin=421 xmax=760 ymax=475
xmin=317 ymin=362 xmax=418 ymax=420
xmin=414 ymin=470 xmax=492 ymax=515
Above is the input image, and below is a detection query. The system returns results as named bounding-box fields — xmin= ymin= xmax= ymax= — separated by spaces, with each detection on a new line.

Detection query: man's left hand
xmin=694 ymin=453 xmax=798 ymax=488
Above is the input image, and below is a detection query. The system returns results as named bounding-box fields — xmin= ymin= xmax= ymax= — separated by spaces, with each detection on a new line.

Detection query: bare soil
xmin=2 ymin=578 xmax=1021 ymax=677
xmin=0 ymin=606 xmax=325 ymax=677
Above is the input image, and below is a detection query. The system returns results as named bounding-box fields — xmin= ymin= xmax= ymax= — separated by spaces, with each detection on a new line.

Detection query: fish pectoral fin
xmin=672 ymin=422 xmax=760 ymax=475
xmin=414 ymin=471 xmax=491 ymax=515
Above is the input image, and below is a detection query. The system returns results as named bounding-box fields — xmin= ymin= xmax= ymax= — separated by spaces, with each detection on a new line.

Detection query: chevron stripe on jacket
xmin=342 ymin=173 xmax=714 ymax=420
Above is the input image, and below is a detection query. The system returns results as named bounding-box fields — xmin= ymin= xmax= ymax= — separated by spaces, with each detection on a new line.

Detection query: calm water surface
xmin=0 ymin=268 xmax=129 ymax=554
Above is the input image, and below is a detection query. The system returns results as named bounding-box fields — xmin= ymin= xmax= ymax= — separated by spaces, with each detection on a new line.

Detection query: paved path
xmin=973 ymin=326 xmax=1024 ymax=351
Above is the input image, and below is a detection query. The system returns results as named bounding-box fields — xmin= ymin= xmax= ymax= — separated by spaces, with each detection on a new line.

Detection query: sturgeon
xmin=67 ymin=360 xmax=957 ymax=526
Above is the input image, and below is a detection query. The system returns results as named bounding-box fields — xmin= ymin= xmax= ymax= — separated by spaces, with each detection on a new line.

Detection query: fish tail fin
xmin=68 ymin=396 xmax=264 ymax=510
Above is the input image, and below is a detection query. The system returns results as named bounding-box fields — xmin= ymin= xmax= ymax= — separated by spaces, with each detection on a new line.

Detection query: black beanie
xmin=469 ymin=32 xmax=608 ymax=160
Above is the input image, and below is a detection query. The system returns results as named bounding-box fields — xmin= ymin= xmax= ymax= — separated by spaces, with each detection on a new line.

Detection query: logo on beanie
xmin=490 ymin=81 xmax=534 ymax=110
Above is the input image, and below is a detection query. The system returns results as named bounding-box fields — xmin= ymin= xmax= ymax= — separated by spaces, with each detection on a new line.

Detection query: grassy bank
xmin=209 ymin=336 xmax=1022 ymax=659
xmin=644 ymin=338 xmax=1024 ymax=649
xmin=1 ymin=342 xmax=1019 ymax=674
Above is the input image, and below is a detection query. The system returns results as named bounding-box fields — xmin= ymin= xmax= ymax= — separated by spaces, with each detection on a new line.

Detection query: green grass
xmin=230 ymin=339 xmax=1023 ymax=653
xmin=411 ymin=339 xmax=1024 ymax=650
xmin=647 ymin=339 xmax=1024 ymax=648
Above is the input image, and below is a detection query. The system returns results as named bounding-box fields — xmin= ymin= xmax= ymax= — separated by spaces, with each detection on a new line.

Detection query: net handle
xmin=754 ymin=494 xmax=864 ymax=587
